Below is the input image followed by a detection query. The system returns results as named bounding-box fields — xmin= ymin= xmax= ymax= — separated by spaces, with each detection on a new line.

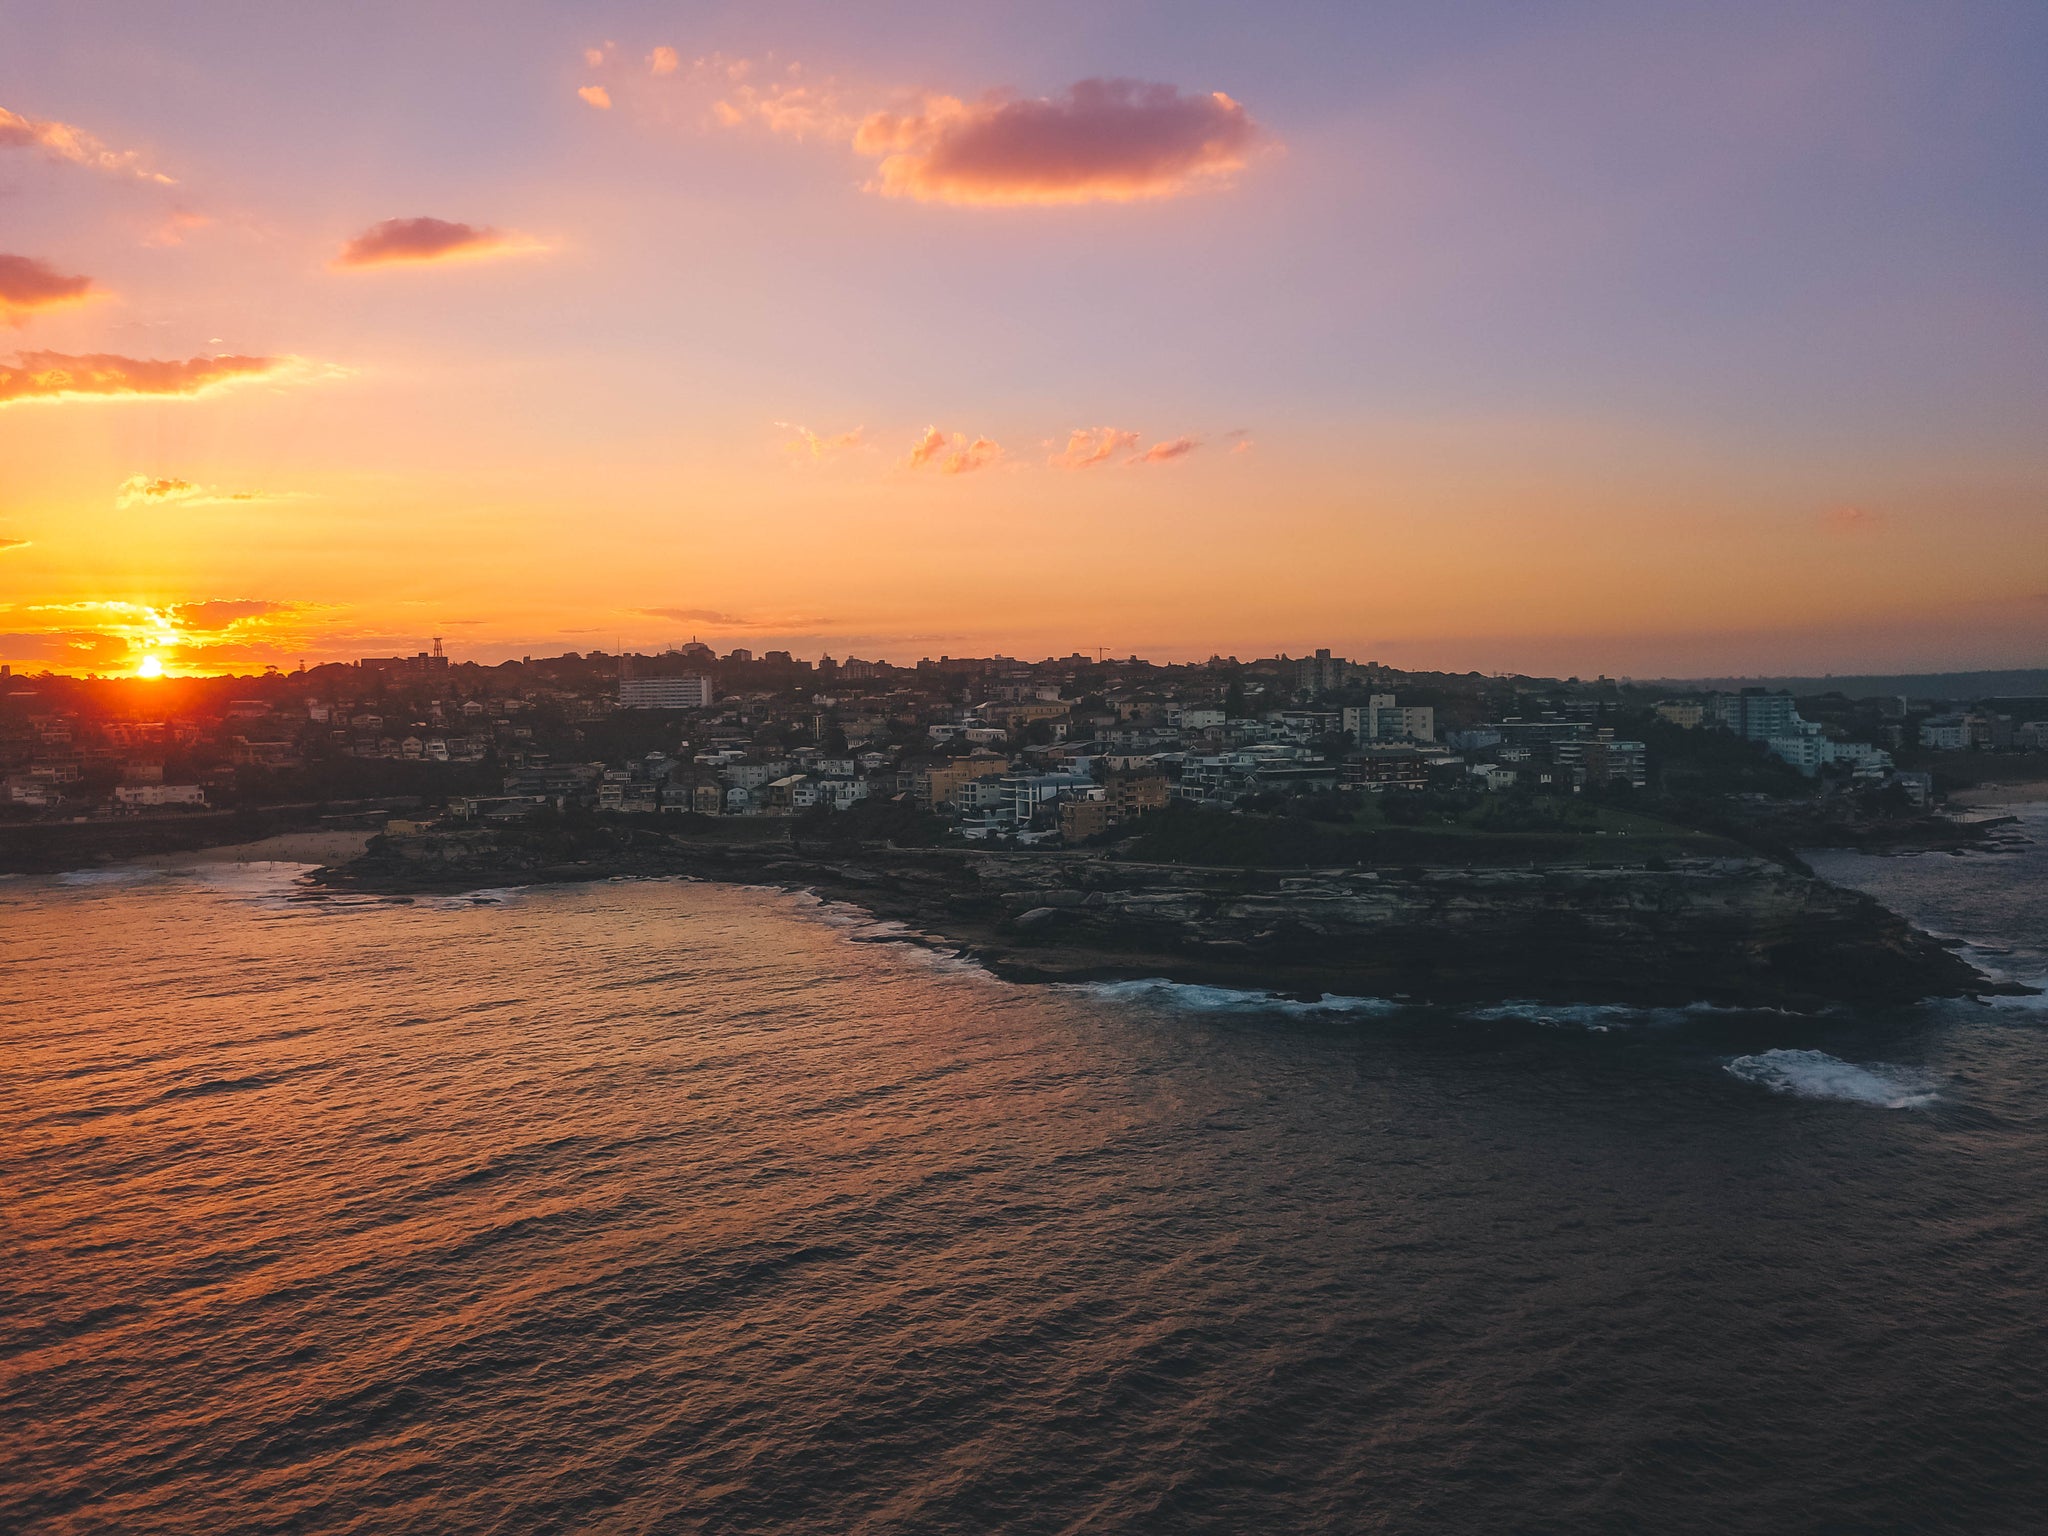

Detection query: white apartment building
xmin=113 ymin=783 xmax=207 ymax=808
xmin=619 ymin=675 xmax=712 ymax=710
xmin=1919 ymin=717 xmax=1969 ymax=750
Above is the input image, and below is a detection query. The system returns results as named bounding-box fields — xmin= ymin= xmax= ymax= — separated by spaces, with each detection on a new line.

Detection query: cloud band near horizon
xmin=0 ymin=352 xmax=288 ymax=406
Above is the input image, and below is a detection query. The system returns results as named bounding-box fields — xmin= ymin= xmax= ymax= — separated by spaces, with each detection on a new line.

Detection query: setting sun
xmin=135 ymin=653 xmax=164 ymax=678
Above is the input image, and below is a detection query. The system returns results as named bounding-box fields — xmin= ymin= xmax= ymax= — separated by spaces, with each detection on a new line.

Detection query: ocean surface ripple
xmin=5 ymin=813 xmax=2047 ymax=1534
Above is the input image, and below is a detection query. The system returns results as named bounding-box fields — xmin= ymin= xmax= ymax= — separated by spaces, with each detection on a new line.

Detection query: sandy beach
xmin=1953 ymin=781 xmax=2048 ymax=809
xmin=129 ymin=830 xmax=375 ymax=871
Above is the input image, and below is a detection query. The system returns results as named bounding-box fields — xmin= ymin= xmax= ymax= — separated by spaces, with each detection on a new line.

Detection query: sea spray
xmin=1725 ymin=1048 xmax=1938 ymax=1108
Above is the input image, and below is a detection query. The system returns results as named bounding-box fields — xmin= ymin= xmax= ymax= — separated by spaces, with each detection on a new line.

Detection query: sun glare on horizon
xmin=135 ymin=653 xmax=164 ymax=678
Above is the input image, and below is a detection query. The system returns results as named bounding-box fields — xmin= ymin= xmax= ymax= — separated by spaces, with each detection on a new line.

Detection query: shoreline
xmin=130 ymin=830 xmax=375 ymax=870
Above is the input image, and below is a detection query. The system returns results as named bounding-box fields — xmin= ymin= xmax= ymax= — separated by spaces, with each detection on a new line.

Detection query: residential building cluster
xmin=1642 ymin=685 xmax=2047 ymax=805
xmin=4 ymin=643 xmax=2039 ymax=832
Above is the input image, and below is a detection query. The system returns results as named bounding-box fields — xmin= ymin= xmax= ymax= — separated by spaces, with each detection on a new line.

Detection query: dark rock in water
xmin=319 ymin=826 xmax=2004 ymax=1012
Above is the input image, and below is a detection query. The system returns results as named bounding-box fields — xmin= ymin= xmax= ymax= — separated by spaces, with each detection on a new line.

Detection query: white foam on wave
xmin=899 ymin=945 xmax=999 ymax=980
xmin=1983 ymin=976 xmax=2048 ymax=1013
xmin=413 ymin=885 xmax=527 ymax=910
xmin=54 ymin=866 xmax=166 ymax=887
xmin=179 ymin=860 xmax=317 ymax=891
xmin=1462 ymin=1000 xmax=1644 ymax=1032
xmin=1725 ymin=1048 xmax=1938 ymax=1109
xmin=804 ymin=898 xmax=903 ymax=933
xmin=1461 ymin=998 xmax=1796 ymax=1032
xmin=786 ymin=893 xmax=999 ymax=980
xmin=1073 ymin=977 xmax=1403 ymax=1018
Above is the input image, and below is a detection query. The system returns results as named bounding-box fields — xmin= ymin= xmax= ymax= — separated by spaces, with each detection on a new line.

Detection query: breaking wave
xmin=790 ymin=894 xmax=996 ymax=979
xmin=1071 ymin=978 xmax=1404 ymax=1018
xmin=414 ymin=886 xmax=527 ymax=910
xmin=1725 ymin=1049 xmax=1938 ymax=1109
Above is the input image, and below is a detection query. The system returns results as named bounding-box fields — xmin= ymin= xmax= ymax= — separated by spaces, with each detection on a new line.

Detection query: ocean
xmin=5 ymin=809 xmax=2046 ymax=1534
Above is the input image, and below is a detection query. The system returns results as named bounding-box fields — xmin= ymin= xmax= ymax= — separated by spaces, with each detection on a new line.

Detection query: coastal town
xmin=3 ymin=642 xmax=2042 ymax=861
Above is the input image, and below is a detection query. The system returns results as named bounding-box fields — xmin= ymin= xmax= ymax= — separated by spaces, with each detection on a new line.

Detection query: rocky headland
xmin=317 ymin=823 xmax=2003 ymax=1011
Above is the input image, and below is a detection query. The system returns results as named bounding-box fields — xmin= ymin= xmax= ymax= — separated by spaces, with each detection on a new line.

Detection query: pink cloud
xmin=1823 ymin=504 xmax=1881 ymax=533
xmin=0 ymin=104 xmax=173 ymax=183
xmin=332 ymin=216 xmax=542 ymax=269
xmin=624 ymin=59 xmax=1265 ymax=207
xmin=906 ymin=425 xmax=1002 ymax=475
xmin=648 ymin=47 xmax=680 ymax=76
xmin=0 ymin=254 xmax=96 ymax=326
xmin=144 ymin=208 xmax=214 ymax=248
xmin=1136 ymin=436 xmax=1199 ymax=463
xmin=0 ymin=351 xmax=287 ymax=406
xmin=1051 ymin=427 xmax=1141 ymax=469
xmin=578 ymin=85 xmax=613 ymax=110
xmin=855 ymin=79 xmax=1260 ymax=206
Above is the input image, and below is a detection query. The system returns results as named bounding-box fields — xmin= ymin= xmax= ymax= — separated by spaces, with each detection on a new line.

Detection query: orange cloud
xmin=634 ymin=606 xmax=837 ymax=631
xmin=1137 ymin=436 xmax=1199 ymax=463
xmin=578 ymin=84 xmax=613 ymax=110
xmin=0 ymin=351 xmax=288 ymax=406
xmin=1052 ymin=426 xmax=1140 ymax=469
xmin=905 ymin=425 xmax=1002 ymax=475
xmin=118 ymin=475 xmax=200 ymax=505
xmin=0 ymin=254 xmax=96 ymax=326
xmin=169 ymin=599 xmax=294 ymax=631
xmin=714 ymin=75 xmax=852 ymax=141
xmin=776 ymin=421 xmax=864 ymax=460
xmin=0 ymin=537 xmax=27 ymax=552
xmin=116 ymin=474 xmax=287 ymax=508
xmin=332 ymin=217 xmax=542 ymax=269
xmin=855 ymin=79 xmax=1259 ymax=205
xmin=3 ymin=597 xmax=319 ymax=673
xmin=0 ymin=103 xmax=173 ymax=183
xmin=648 ymin=47 xmax=680 ymax=76
xmin=0 ymin=629 xmax=132 ymax=666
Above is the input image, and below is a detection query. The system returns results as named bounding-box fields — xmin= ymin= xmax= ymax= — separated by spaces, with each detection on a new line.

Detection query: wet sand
xmin=130 ymin=830 xmax=374 ymax=870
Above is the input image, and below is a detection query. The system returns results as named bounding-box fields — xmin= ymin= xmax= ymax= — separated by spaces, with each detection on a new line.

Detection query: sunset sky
xmin=3 ymin=1 xmax=2045 ymax=678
